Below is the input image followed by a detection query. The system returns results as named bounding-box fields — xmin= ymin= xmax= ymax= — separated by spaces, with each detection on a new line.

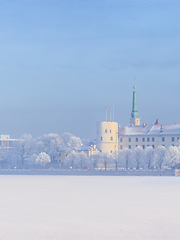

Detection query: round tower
xmin=96 ymin=121 xmax=118 ymax=153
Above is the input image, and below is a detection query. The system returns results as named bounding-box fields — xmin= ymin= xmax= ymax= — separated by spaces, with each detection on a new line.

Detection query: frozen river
xmin=0 ymin=176 xmax=180 ymax=240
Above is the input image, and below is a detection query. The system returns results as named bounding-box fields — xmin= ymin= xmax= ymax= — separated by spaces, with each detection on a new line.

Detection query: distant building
xmin=96 ymin=84 xmax=180 ymax=153
xmin=0 ymin=135 xmax=17 ymax=149
xmin=118 ymin=85 xmax=180 ymax=150
xmin=118 ymin=121 xmax=180 ymax=151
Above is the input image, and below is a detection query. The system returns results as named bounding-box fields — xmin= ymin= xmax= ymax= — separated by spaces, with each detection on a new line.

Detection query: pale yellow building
xmin=96 ymin=121 xmax=118 ymax=153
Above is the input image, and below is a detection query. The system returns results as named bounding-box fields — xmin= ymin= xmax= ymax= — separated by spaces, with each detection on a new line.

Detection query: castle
xmin=96 ymin=85 xmax=180 ymax=153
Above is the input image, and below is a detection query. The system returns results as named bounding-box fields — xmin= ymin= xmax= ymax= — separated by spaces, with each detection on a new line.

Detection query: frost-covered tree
xmin=35 ymin=152 xmax=51 ymax=166
xmin=89 ymin=153 xmax=100 ymax=170
xmin=28 ymin=153 xmax=38 ymax=165
xmin=145 ymin=146 xmax=155 ymax=169
xmin=37 ymin=134 xmax=62 ymax=162
xmin=61 ymin=133 xmax=81 ymax=152
xmin=100 ymin=152 xmax=111 ymax=170
xmin=76 ymin=152 xmax=88 ymax=170
xmin=111 ymin=150 xmax=120 ymax=171
xmin=132 ymin=146 xmax=144 ymax=169
xmin=122 ymin=148 xmax=132 ymax=169
xmin=0 ymin=145 xmax=8 ymax=162
xmin=13 ymin=134 xmax=33 ymax=165
xmin=65 ymin=150 xmax=78 ymax=169
xmin=154 ymin=146 xmax=166 ymax=169
xmin=165 ymin=146 xmax=180 ymax=168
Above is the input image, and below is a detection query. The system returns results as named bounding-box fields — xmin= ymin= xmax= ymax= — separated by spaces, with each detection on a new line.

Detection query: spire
xmin=130 ymin=83 xmax=140 ymax=126
xmin=131 ymin=84 xmax=139 ymax=118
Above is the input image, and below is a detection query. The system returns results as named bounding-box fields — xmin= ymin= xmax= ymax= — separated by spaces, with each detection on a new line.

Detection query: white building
xmin=118 ymin=85 xmax=180 ymax=151
xmin=0 ymin=135 xmax=17 ymax=149
xmin=118 ymin=121 xmax=180 ymax=151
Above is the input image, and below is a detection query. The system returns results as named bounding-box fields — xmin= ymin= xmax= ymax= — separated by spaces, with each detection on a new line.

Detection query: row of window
xmin=128 ymin=145 xmax=155 ymax=150
xmin=101 ymin=137 xmax=113 ymax=141
xmin=120 ymin=137 xmax=178 ymax=143
xmin=120 ymin=145 xmax=156 ymax=150
xmin=105 ymin=129 xmax=112 ymax=133
xmin=126 ymin=137 xmax=155 ymax=142
xmin=120 ymin=144 xmax=175 ymax=150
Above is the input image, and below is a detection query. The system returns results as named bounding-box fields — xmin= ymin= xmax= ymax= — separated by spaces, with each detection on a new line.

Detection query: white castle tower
xmin=96 ymin=121 xmax=118 ymax=153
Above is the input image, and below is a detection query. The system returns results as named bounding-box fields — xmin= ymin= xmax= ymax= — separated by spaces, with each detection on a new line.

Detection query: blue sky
xmin=0 ymin=0 xmax=180 ymax=140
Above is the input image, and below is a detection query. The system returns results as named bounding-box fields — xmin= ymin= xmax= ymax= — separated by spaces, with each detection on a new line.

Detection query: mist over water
xmin=0 ymin=176 xmax=180 ymax=240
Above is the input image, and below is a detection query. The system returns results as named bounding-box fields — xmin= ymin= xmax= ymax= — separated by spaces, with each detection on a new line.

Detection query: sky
xmin=0 ymin=0 xmax=180 ymax=140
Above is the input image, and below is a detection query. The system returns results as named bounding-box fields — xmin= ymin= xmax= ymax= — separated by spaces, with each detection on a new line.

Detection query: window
xmin=152 ymin=137 xmax=154 ymax=142
xmin=110 ymin=130 xmax=111 ymax=133
xmin=120 ymin=145 xmax=123 ymax=149
xmin=147 ymin=137 xmax=149 ymax=142
xmin=172 ymin=137 xmax=174 ymax=142
xmin=105 ymin=129 xmax=107 ymax=133
xmin=120 ymin=138 xmax=123 ymax=142
xmin=129 ymin=138 xmax=131 ymax=142
xmin=110 ymin=150 xmax=112 ymax=153
xmin=101 ymin=137 xmax=102 ymax=141
xmin=142 ymin=138 xmax=145 ymax=142
xmin=147 ymin=145 xmax=149 ymax=147
xmin=136 ymin=138 xmax=138 ymax=142
xmin=162 ymin=144 xmax=165 ymax=147
xmin=142 ymin=145 xmax=145 ymax=149
xmin=162 ymin=137 xmax=165 ymax=142
xmin=111 ymin=137 xmax=113 ymax=141
xmin=129 ymin=145 xmax=131 ymax=149
xmin=136 ymin=145 xmax=138 ymax=147
xmin=152 ymin=145 xmax=154 ymax=149
xmin=59 ymin=153 xmax=61 ymax=157
xmin=172 ymin=144 xmax=174 ymax=146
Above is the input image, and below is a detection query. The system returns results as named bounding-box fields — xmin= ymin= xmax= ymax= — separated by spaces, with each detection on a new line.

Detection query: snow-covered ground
xmin=0 ymin=176 xmax=180 ymax=240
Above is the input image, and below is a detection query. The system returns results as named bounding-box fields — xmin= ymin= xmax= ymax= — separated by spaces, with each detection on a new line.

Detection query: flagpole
xmin=113 ymin=104 xmax=114 ymax=122
xmin=110 ymin=106 xmax=111 ymax=122
xmin=105 ymin=105 xmax=107 ymax=121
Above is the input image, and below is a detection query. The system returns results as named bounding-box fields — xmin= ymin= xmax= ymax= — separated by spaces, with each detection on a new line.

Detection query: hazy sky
xmin=0 ymin=0 xmax=180 ymax=140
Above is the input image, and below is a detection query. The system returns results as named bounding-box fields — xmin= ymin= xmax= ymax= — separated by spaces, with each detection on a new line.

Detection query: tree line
xmin=0 ymin=133 xmax=180 ymax=170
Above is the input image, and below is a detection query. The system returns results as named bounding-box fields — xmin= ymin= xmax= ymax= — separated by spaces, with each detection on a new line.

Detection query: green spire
xmin=131 ymin=84 xmax=139 ymax=118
